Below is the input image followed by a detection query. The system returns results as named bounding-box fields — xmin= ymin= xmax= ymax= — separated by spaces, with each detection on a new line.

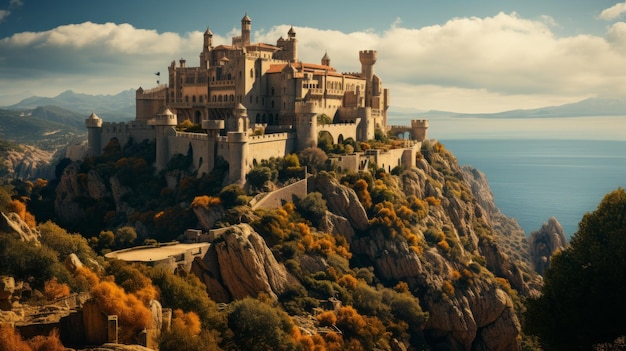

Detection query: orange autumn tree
xmin=75 ymin=267 xmax=152 ymax=344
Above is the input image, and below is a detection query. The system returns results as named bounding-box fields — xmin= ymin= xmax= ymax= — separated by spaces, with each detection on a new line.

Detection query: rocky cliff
xmin=1 ymin=144 xmax=58 ymax=180
xmin=529 ymin=217 xmax=568 ymax=275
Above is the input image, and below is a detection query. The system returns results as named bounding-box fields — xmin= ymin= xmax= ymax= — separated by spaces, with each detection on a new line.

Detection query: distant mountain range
xmin=0 ymin=89 xmax=136 ymax=150
xmin=391 ymin=97 xmax=626 ymax=120
xmin=5 ymin=89 xmax=136 ymax=122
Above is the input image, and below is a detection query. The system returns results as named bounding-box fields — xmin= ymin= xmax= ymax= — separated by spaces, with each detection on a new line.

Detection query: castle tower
xmin=359 ymin=50 xmax=377 ymax=108
xmin=241 ymin=13 xmax=251 ymax=47
xmin=152 ymin=108 xmax=178 ymax=171
xmin=226 ymin=104 xmax=250 ymax=184
xmin=321 ymin=51 xmax=330 ymax=66
xmin=85 ymin=112 xmax=103 ymax=157
xmin=295 ymin=102 xmax=319 ymax=151
xmin=288 ymin=26 xmax=297 ymax=62
xmin=200 ymin=27 xmax=213 ymax=68
xmin=202 ymin=119 xmax=225 ymax=174
xmin=411 ymin=120 xmax=429 ymax=142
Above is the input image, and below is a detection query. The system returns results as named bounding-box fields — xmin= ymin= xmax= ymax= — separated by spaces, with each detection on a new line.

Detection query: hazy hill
xmin=390 ymin=96 xmax=626 ymax=120
xmin=0 ymin=106 xmax=85 ymax=150
xmin=5 ymin=89 xmax=135 ymax=121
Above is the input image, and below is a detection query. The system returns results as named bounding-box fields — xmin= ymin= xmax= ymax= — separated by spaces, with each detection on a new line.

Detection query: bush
xmin=293 ymin=192 xmax=327 ymax=227
xmin=228 ymin=298 xmax=299 ymax=351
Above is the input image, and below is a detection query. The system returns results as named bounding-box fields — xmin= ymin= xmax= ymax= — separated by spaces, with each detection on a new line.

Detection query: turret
xmin=321 ymin=51 xmax=330 ymax=66
xmin=411 ymin=120 xmax=429 ymax=142
xmin=85 ymin=112 xmax=103 ymax=157
xmin=227 ymin=104 xmax=249 ymax=184
xmin=152 ymin=108 xmax=177 ymax=171
xmin=241 ymin=13 xmax=251 ymax=47
xmin=359 ymin=50 xmax=377 ymax=108
xmin=200 ymin=27 xmax=213 ymax=68
xmin=288 ymin=26 xmax=297 ymax=62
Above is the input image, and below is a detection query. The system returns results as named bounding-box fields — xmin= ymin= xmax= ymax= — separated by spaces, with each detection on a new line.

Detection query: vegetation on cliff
xmin=4 ymin=135 xmax=621 ymax=350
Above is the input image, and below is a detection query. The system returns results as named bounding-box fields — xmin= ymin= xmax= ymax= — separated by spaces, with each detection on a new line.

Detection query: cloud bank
xmin=2 ymin=12 xmax=626 ymax=113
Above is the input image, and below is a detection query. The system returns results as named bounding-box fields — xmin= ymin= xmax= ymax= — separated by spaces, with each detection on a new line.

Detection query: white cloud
xmin=2 ymin=13 xmax=626 ymax=113
xmin=9 ymin=0 xmax=23 ymax=7
xmin=0 ymin=10 xmax=9 ymax=22
xmin=599 ymin=1 xmax=626 ymax=20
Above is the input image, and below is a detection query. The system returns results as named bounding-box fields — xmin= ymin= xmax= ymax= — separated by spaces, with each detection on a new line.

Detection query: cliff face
xmin=1 ymin=145 xmax=57 ymax=180
xmin=298 ymin=142 xmax=541 ymax=350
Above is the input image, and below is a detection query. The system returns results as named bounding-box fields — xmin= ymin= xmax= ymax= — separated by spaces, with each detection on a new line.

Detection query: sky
xmin=2 ymin=0 xmax=626 ymax=114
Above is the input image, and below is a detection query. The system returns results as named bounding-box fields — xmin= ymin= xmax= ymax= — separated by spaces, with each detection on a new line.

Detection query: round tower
xmin=411 ymin=120 xmax=429 ymax=142
xmin=241 ymin=13 xmax=251 ymax=47
xmin=153 ymin=108 xmax=178 ymax=171
xmin=85 ymin=112 xmax=103 ymax=157
xmin=359 ymin=50 xmax=377 ymax=108
xmin=288 ymin=26 xmax=297 ymax=62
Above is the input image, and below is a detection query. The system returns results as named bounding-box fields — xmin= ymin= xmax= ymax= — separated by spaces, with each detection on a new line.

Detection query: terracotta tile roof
xmin=247 ymin=43 xmax=280 ymax=51
xmin=266 ymin=64 xmax=288 ymax=73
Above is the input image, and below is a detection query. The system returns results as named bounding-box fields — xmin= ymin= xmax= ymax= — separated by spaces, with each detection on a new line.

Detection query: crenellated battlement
xmin=411 ymin=119 xmax=429 ymax=128
xmin=359 ymin=50 xmax=378 ymax=65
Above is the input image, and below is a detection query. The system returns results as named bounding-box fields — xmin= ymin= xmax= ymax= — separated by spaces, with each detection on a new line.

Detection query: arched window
xmin=218 ymin=95 xmax=222 ymax=102
xmin=185 ymin=96 xmax=189 ymax=103
xmin=192 ymin=95 xmax=196 ymax=103
xmin=230 ymin=94 xmax=234 ymax=102
xmin=256 ymin=113 xmax=261 ymax=123
xmin=227 ymin=73 xmax=232 ymax=80
xmin=271 ymin=100 xmax=275 ymax=108
xmin=250 ymin=69 xmax=254 ymax=78
xmin=271 ymin=87 xmax=275 ymax=96
xmin=212 ymin=95 xmax=216 ymax=102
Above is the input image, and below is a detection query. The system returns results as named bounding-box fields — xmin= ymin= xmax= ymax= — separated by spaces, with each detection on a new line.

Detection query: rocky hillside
xmin=0 ymin=138 xmax=545 ymax=350
xmin=0 ymin=140 xmax=64 ymax=180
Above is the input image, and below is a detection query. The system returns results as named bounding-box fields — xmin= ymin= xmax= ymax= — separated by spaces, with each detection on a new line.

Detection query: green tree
xmin=219 ymin=184 xmax=247 ymax=209
xmin=115 ymin=226 xmax=137 ymax=249
xmin=227 ymin=298 xmax=298 ymax=351
xmin=246 ymin=166 xmax=276 ymax=190
xmin=293 ymin=192 xmax=327 ymax=227
xmin=525 ymin=188 xmax=626 ymax=350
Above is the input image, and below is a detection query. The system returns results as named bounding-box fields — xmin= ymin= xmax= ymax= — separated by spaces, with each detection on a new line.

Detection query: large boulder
xmin=194 ymin=224 xmax=288 ymax=302
xmin=309 ymin=172 xmax=369 ymax=232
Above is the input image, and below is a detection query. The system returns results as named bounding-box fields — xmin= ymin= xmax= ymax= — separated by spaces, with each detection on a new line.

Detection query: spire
xmin=321 ymin=50 xmax=330 ymax=66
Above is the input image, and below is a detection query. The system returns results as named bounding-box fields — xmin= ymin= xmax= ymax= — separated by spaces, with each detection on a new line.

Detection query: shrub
xmin=317 ymin=311 xmax=337 ymax=327
xmin=293 ymin=192 xmax=327 ymax=227
xmin=228 ymin=298 xmax=298 ymax=351
xmin=43 ymin=278 xmax=70 ymax=300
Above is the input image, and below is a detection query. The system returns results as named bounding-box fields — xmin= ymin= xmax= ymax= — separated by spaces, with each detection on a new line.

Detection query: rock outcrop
xmin=309 ymin=172 xmax=369 ymax=231
xmin=0 ymin=211 xmax=40 ymax=243
xmin=529 ymin=217 xmax=568 ymax=275
xmin=193 ymin=224 xmax=289 ymax=302
xmin=1 ymin=145 xmax=55 ymax=180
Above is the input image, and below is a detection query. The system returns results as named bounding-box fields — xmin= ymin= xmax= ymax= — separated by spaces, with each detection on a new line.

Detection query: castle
xmin=85 ymin=14 xmax=429 ymax=183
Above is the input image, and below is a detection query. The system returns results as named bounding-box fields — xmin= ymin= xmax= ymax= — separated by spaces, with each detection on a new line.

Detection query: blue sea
xmin=440 ymin=139 xmax=626 ymax=238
